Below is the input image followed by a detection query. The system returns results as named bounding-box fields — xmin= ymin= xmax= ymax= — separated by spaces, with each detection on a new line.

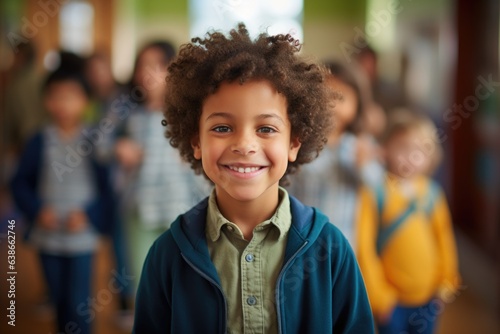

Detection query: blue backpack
xmin=375 ymin=181 xmax=440 ymax=255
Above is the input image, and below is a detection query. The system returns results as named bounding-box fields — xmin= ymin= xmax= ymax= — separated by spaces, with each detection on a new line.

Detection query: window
xmin=189 ymin=0 xmax=303 ymax=42
xmin=59 ymin=0 xmax=94 ymax=55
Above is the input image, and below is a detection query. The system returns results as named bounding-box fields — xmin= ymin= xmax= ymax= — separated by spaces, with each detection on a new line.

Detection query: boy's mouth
xmin=226 ymin=165 xmax=264 ymax=174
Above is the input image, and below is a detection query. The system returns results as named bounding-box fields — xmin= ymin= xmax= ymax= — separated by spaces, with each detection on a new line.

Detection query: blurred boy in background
xmin=10 ymin=68 xmax=114 ymax=334
xmin=356 ymin=110 xmax=461 ymax=334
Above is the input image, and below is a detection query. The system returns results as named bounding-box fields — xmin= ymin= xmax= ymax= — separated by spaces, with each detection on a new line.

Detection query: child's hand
xmin=37 ymin=207 xmax=58 ymax=230
xmin=66 ymin=210 xmax=88 ymax=233
xmin=375 ymin=306 xmax=395 ymax=325
xmin=115 ymin=139 xmax=144 ymax=169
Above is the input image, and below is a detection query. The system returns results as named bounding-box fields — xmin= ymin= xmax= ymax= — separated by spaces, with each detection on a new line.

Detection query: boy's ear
xmin=191 ymin=135 xmax=202 ymax=160
xmin=288 ymin=136 xmax=302 ymax=162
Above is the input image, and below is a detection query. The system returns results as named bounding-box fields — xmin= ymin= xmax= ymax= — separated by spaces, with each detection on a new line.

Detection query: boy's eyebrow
xmin=205 ymin=112 xmax=285 ymax=125
xmin=205 ymin=112 xmax=233 ymax=121
xmin=256 ymin=113 xmax=285 ymax=125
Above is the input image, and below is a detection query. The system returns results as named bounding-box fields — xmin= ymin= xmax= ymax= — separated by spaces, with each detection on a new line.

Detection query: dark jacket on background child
xmin=10 ymin=129 xmax=115 ymax=240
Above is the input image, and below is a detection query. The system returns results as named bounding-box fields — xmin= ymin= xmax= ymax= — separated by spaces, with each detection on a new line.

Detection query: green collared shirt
xmin=206 ymin=187 xmax=292 ymax=334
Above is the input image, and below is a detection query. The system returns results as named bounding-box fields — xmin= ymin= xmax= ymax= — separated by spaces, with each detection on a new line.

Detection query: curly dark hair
xmin=164 ymin=23 xmax=335 ymax=184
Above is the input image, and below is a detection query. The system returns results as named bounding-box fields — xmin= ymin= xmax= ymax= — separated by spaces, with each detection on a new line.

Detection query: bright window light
xmin=189 ymin=0 xmax=303 ymax=42
xmin=59 ymin=0 xmax=94 ymax=55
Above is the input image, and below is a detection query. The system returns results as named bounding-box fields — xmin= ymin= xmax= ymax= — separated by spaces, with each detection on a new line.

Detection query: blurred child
xmin=356 ymin=110 xmax=461 ymax=334
xmin=115 ymin=41 xmax=209 ymax=289
xmin=288 ymin=61 xmax=383 ymax=247
xmin=354 ymin=44 xmax=409 ymax=112
xmin=84 ymin=53 xmax=122 ymax=124
xmin=10 ymin=69 xmax=114 ymax=334
xmin=133 ymin=24 xmax=374 ymax=333
xmin=84 ymin=52 xmax=136 ymax=325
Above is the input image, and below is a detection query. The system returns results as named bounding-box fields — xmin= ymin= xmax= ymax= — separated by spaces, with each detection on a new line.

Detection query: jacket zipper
xmin=275 ymin=240 xmax=309 ymax=334
xmin=181 ymin=254 xmax=228 ymax=334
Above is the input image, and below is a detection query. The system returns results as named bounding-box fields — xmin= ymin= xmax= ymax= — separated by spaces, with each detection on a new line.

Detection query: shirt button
xmin=245 ymin=253 xmax=254 ymax=262
xmin=226 ymin=225 xmax=234 ymax=231
xmin=246 ymin=296 xmax=257 ymax=306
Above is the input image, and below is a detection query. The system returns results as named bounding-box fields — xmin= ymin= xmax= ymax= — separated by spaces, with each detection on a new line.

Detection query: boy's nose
xmin=231 ymin=132 xmax=257 ymax=155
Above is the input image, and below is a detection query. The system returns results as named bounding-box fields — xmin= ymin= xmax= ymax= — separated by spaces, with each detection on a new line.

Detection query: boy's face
xmin=45 ymin=81 xmax=88 ymax=129
xmin=384 ymin=128 xmax=433 ymax=179
xmin=192 ymin=80 xmax=301 ymax=202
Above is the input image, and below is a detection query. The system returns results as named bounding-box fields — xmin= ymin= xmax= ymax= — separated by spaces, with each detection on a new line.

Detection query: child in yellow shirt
xmin=356 ymin=110 xmax=461 ymax=334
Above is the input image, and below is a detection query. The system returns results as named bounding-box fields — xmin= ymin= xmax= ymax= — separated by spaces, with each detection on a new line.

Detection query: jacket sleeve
xmin=10 ymin=133 xmax=43 ymax=224
xmin=355 ymin=186 xmax=398 ymax=319
xmin=83 ymin=158 xmax=115 ymax=235
xmin=430 ymin=189 xmax=462 ymax=300
xmin=133 ymin=241 xmax=171 ymax=333
xmin=332 ymin=239 xmax=375 ymax=333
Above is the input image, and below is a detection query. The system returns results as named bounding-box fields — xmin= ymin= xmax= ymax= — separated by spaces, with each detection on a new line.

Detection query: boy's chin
xmin=216 ymin=183 xmax=279 ymax=203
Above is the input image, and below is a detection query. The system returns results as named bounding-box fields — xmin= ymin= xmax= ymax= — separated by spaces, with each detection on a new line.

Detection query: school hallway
xmin=0 ymin=230 xmax=498 ymax=334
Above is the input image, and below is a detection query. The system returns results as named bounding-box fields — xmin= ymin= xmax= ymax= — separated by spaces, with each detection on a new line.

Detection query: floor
xmin=0 ymin=238 xmax=131 ymax=334
xmin=0 ymin=228 xmax=498 ymax=334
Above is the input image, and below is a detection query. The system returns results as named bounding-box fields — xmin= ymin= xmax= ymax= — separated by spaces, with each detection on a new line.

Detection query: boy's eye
xmin=257 ymin=127 xmax=276 ymax=134
xmin=212 ymin=126 xmax=231 ymax=133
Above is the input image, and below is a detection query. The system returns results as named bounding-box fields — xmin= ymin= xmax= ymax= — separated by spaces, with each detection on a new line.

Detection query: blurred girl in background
xmin=115 ymin=41 xmax=209 ymax=289
xmin=288 ymin=61 xmax=383 ymax=247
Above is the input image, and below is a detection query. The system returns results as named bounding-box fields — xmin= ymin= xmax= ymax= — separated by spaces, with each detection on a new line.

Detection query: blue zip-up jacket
xmin=133 ymin=195 xmax=374 ymax=334
xmin=10 ymin=131 xmax=116 ymax=238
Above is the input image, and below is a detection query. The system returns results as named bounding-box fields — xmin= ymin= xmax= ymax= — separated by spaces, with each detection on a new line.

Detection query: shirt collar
xmin=206 ymin=187 xmax=291 ymax=242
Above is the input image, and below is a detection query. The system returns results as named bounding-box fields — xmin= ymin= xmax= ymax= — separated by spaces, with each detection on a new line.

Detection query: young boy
xmin=10 ymin=68 xmax=114 ymax=334
xmin=133 ymin=24 xmax=374 ymax=333
xmin=356 ymin=110 xmax=461 ymax=334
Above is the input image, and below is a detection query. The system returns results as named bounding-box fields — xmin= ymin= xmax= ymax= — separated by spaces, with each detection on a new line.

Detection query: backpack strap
xmin=375 ymin=180 xmax=440 ymax=255
xmin=376 ymin=200 xmax=418 ymax=254
xmin=374 ymin=182 xmax=385 ymax=219
xmin=423 ymin=181 xmax=440 ymax=217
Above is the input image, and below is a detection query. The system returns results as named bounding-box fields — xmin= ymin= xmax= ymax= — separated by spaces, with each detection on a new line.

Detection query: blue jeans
xmin=111 ymin=215 xmax=134 ymax=308
xmin=378 ymin=300 xmax=440 ymax=334
xmin=40 ymin=253 xmax=93 ymax=334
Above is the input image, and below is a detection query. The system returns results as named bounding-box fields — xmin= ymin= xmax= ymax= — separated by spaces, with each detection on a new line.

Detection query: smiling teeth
xmin=228 ymin=166 xmax=260 ymax=173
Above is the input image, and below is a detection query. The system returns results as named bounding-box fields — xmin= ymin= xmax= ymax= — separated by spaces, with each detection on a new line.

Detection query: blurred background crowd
xmin=0 ymin=0 xmax=499 ymax=333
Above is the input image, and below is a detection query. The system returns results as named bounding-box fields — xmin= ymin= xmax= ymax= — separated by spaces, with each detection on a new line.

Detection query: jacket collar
xmin=170 ymin=194 xmax=329 ymax=280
